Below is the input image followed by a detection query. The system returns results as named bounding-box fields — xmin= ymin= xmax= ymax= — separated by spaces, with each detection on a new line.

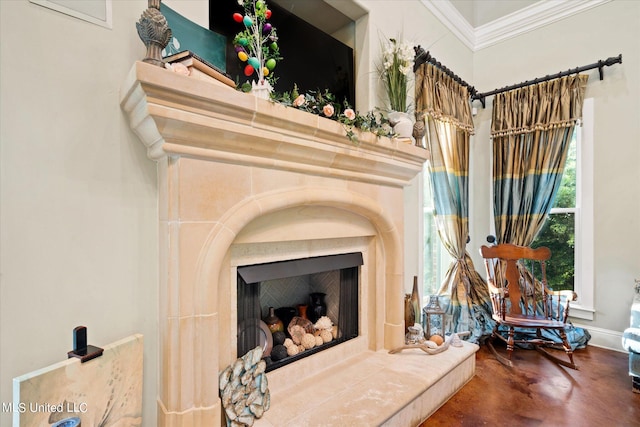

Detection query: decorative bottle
xmin=309 ymin=292 xmax=327 ymax=323
xmin=264 ymin=307 xmax=284 ymax=334
xmin=410 ymin=276 xmax=421 ymax=326
xmin=297 ymin=304 xmax=308 ymax=320
xmin=404 ymin=293 xmax=415 ymax=334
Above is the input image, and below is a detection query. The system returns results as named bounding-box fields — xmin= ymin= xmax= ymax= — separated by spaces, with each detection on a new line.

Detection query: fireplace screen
xmin=237 ymin=252 xmax=362 ymax=372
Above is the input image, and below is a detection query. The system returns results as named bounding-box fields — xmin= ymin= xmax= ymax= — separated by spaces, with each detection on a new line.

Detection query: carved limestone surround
xmin=121 ymin=61 xmax=466 ymax=426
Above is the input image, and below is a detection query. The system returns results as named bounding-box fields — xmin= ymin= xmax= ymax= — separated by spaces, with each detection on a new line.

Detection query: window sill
xmin=568 ymin=304 xmax=595 ymax=321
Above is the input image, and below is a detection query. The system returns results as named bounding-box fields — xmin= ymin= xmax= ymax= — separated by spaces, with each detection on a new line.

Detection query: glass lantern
xmin=423 ymin=295 xmax=445 ymax=341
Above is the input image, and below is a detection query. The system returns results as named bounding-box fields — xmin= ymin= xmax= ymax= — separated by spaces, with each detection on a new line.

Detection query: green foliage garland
xmin=269 ymin=85 xmax=394 ymax=144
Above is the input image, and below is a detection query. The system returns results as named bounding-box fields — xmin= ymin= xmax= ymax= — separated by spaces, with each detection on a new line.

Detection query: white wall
xmin=0 ymin=1 xmax=206 ymax=425
xmin=470 ymin=0 xmax=640 ymax=343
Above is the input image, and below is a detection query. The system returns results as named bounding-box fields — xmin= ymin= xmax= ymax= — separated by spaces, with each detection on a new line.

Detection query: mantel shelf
xmin=120 ymin=61 xmax=428 ymax=187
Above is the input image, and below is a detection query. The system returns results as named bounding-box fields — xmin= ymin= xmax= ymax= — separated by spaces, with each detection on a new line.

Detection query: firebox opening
xmin=237 ymin=252 xmax=363 ymax=372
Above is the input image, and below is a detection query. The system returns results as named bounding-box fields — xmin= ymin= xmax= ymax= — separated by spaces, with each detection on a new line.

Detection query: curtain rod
xmin=413 ymin=45 xmax=478 ymax=98
xmin=472 ymin=54 xmax=622 ymax=107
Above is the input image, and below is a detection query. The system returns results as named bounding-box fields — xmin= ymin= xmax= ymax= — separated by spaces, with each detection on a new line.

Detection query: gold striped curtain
xmin=416 ymin=63 xmax=492 ymax=342
xmin=415 ymin=63 xmax=475 ymax=134
xmin=489 ymin=74 xmax=591 ymax=351
xmin=491 ymin=74 xmax=588 ymax=245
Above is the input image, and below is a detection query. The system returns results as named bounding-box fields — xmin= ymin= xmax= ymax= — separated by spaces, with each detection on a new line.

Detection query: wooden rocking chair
xmin=479 ymin=243 xmax=579 ymax=369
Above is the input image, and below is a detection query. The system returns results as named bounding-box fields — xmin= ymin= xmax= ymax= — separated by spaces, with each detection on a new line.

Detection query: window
xmin=533 ymin=98 xmax=595 ymax=319
xmin=421 ymin=100 xmax=594 ymax=320
xmin=533 ymin=133 xmax=577 ymax=292
xmin=422 ymin=168 xmax=452 ymax=297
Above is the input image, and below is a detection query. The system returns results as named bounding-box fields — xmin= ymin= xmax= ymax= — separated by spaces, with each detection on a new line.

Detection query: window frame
xmin=569 ymin=97 xmax=595 ymax=320
xmin=421 ymin=168 xmax=449 ymax=297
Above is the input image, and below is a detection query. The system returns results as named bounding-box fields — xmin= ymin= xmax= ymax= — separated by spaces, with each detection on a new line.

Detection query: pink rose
xmin=166 ymin=62 xmax=190 ymax=76
xmin=344 ymin=108 xmax=356 ymax=120
xmin=293 ymin=94 xmax=305 ymax=107
xmin=323 ymin=104 xmax=335 ymax=117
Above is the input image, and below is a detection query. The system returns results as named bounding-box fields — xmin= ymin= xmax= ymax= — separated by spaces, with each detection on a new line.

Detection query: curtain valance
xmin=491 ymin=74 xmax=588 ymax=137
xmin=415 ymin=63 xmax=475 ymax=134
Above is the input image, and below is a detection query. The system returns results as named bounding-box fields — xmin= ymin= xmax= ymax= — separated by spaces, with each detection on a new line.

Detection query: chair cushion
xmin=631 ymin=300 xmax=640 ymax=327
xmin=622 ymin=327 xmax=640 ymax=354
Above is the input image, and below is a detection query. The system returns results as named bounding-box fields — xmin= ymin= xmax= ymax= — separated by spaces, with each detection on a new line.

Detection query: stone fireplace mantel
xmin=121 ymin=61 xmax=476 ymax=427
xmin=121 ymin=61 xmax=427 ymax=188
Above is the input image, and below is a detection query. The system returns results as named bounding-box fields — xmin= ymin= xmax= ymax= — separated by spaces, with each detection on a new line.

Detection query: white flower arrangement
xmin=380 ymin=37 xmax=413 ymax=113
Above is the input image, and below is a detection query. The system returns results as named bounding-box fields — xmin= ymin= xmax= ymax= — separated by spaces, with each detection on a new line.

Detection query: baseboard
xmin=573 ymin=322 xmax=625 ymax=353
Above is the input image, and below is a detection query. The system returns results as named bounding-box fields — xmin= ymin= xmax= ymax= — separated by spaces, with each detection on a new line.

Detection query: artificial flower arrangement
xmin=232 ymin=0 xmax=281 ymax=88
xmin=269 ymin=85 xmax=394 ymax=144
xmin=230 ymin=0 xmax=395 ymax=143
xmin=379 ymin=37 xmax=414 ymax=113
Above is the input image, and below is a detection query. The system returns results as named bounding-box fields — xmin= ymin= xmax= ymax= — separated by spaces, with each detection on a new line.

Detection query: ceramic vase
xmin=410 ymin=276 xmax=421 ymax=326
xmin=264 ymin=306 xmax=283 ymax=334
xmin=251 ymin=79 xmax=273 ymax=100
xmin=388 ymin=111 xmax=414 ymax=140
xmin=309 ymin=292 xmax=327 ymax=323
xmin=297 ymin=304 xmax=308 ymax=320
xmin=404 ymin=293 xmax=415 ymax=334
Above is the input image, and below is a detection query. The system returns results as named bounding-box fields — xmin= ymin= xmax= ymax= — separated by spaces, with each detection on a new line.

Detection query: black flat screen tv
xmin=210 ymin=1 xmax=355 ymax=108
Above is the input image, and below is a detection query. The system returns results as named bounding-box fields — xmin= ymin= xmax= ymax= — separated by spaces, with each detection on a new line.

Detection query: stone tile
xmin=177 ymin=222 xmax=216 ymax=316
xmin=177 ymin=158 xmax=252 ymax=221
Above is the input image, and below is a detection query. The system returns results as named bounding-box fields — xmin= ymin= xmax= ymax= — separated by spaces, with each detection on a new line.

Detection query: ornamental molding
xmin=421 ymin=0 xmax=612 ymax=51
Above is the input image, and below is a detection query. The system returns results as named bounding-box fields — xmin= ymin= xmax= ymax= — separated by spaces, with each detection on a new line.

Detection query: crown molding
xmin=474 ymin=0 xmax=612 ymax=50
xmin=420 ymin=0 xmax=476 ymax=50
xmin=421 ymin=0 xmax=612 ymax=52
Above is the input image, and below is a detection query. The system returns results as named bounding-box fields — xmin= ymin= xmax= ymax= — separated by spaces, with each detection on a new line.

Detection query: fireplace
xmin=236 ymin=252 xmax=362 ymax=371
xmin=121 ymin=61 xmax=477 ymax=427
